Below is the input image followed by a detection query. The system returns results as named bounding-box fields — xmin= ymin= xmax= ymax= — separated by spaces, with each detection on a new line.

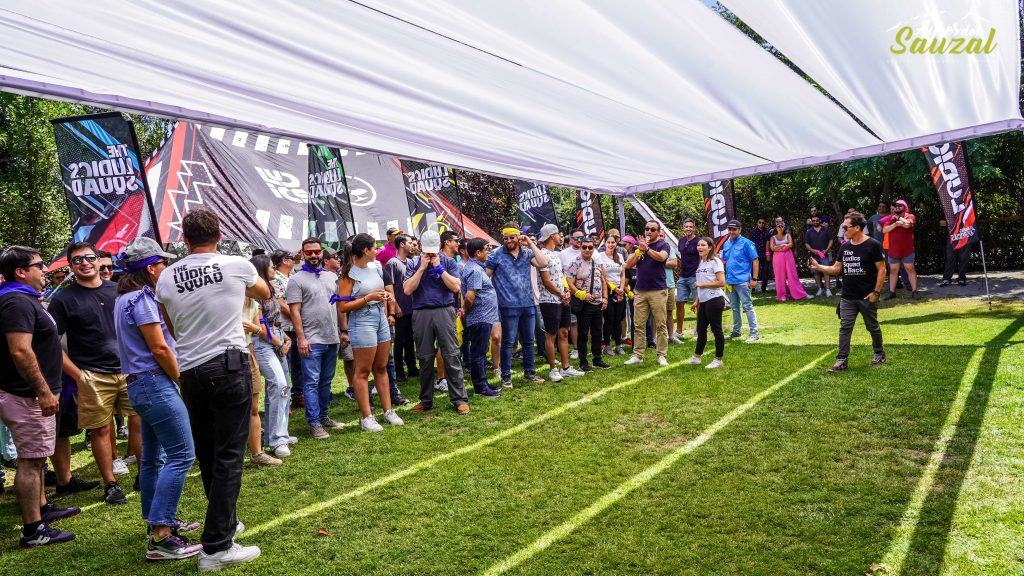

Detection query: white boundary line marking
xmin=878 ymin=348 xmax=983 ymax=574
xmin=244 ymin=360 xmax=690 ymax=537
xmin=480 ymin=351 xmax=831 ymax=576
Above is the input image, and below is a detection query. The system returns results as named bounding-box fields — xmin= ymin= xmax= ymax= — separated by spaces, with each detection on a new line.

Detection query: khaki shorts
xmin=77 ymin=370 xmax=133 ymax=430
xmin=248 ymin=347 xmax=263 ymax=395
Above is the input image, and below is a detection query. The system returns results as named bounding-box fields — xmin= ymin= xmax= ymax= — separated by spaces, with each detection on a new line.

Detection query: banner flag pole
xmin=617 ymin=196 xmax=626 ymax=233
xmin=979 ymin=240 xmax=992 ymax=310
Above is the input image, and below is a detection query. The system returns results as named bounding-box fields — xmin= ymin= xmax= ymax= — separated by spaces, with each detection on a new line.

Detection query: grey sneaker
xmin=523 ymin=373 xmax=544 ymax=384
xmin=309 ymin=424 xmax=329 ymax=439
xmin=827 ymin=359 xmax=848 ymax=373
xmin=360 ymin=415 xmax=384 ymax=432
xmin=320 ymin=416 xmax=343 ymax=429
xmin=871 ymin=353 xmax=887 ymax=366
xmin=198 ymin=542 xmax=261 ymax=572
xmin=250 ymin=452 xmax=282 ymax=467
xmin=382 ymin=409 xmax=404 ymax=426
xmin=669 ymin=335 xmax=684 ymax=344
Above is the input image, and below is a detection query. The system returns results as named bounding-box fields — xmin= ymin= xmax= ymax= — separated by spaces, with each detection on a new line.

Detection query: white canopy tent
xmin=0 ymin=0 xmax=1020 ymax=194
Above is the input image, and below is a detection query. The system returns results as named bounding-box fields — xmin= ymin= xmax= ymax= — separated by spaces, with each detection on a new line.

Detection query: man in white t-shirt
xmin=155 ymin=209 xmax=268 ymax=571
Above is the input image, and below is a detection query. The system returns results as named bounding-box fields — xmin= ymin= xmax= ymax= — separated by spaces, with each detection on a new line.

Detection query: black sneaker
xmin=40 ymin=503 xmax=80 ymax=524
xmin=173 ymin=517 xmax=201 ymax=532
xmin=579 ymin=363 xmax=593 ymax=373
xmin=20 ymin=523 xmax=75 ymax=548
xmin=957 ymin=280 xmax=967 ymax=286
xmin=882 ymin=293 xmax=896 ymax=301
xmin=475 ymin=386 xmax=501 ymax=398
xmin=911 ymin=291 xmax=921 ymax=300
xmin=104 ymin=482 xmax=128 ymax=505
xmin=55 ymin=475 xmax=101 ymax=495
xmin=937 ymin=280 xmax=952 ymax=287
xmin=593 ymin=360 xmax=612 ymax=369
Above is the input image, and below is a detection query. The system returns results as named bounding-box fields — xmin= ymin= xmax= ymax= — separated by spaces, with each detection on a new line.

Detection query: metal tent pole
xmin=979 ymin=240 xmax=992 ymax=310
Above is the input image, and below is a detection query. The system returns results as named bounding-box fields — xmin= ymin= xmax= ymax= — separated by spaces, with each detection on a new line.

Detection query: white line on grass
xmin=480 ymin=351 xmax=831 ymax=576
xmin=244 ymin=359 xmax=689 ymax=538
xmin=878 ymin=348 xmax=983 ymax=575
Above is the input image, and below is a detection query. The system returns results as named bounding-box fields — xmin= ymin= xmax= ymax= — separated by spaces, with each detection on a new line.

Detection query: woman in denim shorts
xmin=335 ymin=233 xmax=405 ymax=432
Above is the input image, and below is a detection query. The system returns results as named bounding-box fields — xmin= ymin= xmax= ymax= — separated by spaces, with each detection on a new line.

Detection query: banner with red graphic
xmin=922 ymin=142 xmax=980 ymax=249
xmin=702 ymin=179 xmax=736 ymax=251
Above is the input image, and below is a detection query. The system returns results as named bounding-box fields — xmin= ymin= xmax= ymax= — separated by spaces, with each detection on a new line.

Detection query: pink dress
xmin=771 ymin=233 xmax=808 ymax=301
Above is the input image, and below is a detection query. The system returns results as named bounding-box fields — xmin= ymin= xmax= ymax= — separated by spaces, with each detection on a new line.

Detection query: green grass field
xmin=1 ymin=295 xmax=1022 ymax=575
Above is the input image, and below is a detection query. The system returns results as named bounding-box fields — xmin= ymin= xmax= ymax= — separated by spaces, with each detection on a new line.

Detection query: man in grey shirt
xmin=286 ymin=238 xmax=342 ymax=439
xmin=384 ymin=234 xmax=417 ymax=382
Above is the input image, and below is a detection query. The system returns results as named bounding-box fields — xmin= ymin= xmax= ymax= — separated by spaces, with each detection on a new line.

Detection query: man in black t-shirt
xmin=804 ymin=215 xmax=834 ymax=297
xmin=809 ymin=212 xmax=886 ymax=373
xmin=0 ymin=245 xmax=78 ymax=547
xmin=49 ymin=242 xmax=134 ymax=505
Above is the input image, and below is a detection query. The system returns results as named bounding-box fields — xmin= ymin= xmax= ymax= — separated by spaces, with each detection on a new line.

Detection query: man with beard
xmin=623 ymin=220 xmax=672 ymax=366
xmin=286 ymin=238 xmax=342 ymax=439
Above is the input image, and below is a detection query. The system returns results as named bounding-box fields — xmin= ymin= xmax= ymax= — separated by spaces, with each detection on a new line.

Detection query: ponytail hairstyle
xmin=342 ymin=233 xmax=375 ymax=279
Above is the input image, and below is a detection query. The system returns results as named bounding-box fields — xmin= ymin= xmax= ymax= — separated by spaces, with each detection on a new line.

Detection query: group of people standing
xmin=0 ymin=201 xmax=898 ymax=571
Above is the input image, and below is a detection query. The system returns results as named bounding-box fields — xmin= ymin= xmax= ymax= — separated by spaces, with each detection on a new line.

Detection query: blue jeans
xmin=0 ymin=420 xmax=16 ymax=461
xmin=727 ymin=283 xmax=758 ymax=337
xmin=499 ymin=306 xmax=536 ymax=380
xmin=127 ymin=369 xmax=195 ymax=528
xmin=465 ymin=322 xmax=492 ymax=391
xmin=253 ymin=336 xmax=290 ymax=448
xmin=300 ymin=343 xmax=339 ymax=425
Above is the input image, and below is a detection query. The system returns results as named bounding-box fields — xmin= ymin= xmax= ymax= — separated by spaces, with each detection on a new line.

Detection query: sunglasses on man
xmin=98 ymin=264 xmax=115 ymax=272
xmin=23 ymin=261 xmax=46 ymax=271
xmin=303 ymin=249 xmax=323 ymax=257
xmin=70 ymin=254 xmax=97 ymax=265
xmin=644 ymin=226 xmax=658 ymax=232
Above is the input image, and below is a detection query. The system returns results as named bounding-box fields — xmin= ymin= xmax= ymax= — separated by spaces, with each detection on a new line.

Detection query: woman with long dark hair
xmin=113 ymin=237 xmax=201 ymax=560
xmin=687 ymin=237 xmax=727 ymax=369
xmin=249 ymin=254 xmax=295 ymax=459
xmin=597 ymin=234 xmax=627 ymax=355
xmin=335 ymin=233 xmax=404 ymax=432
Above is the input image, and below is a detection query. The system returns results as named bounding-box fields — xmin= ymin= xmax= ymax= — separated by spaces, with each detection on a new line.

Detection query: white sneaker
xmin=382 ymin=409 xmax=404 ymax=426
xmin=826 ymin=289 xmax=833 ymax=297
xmin=360 ymin=415 xmax=384 ymax=432
xmin=815 ymin=288 xmax=823 ymax=296
xmin=706 ymin=359 xmax=723 ymax=369
xmin=433 ymin=378 xmax=449 ymax=393
xmin=657 ymin=356 xmax=669 ymax=367
xmin=624 ymin=355 xmax=643 ymax=366
xmin=548 ymin=368 xmax=564 ymax=382
xmin=560 ymin=366 xmax=585 ymax=377
xmin=112 ymin=458 xmax=129 ymax=476
xmin=687 ymin=356 xmax=702 ymax=365
xmin=273 ymin=444 xmax=291 ymax=458
xmin=123 ymin=454 xmax=137 ymax=465
xmin=198 ymin=542 xmax=261 ymax=572
xmin=745 ymin=335 xmax=759 ymax=343
xmin=669 ymin=335 xmax=684 ymax=344
xmin=286 ymin=436 xmax=299 ymax=445
xmin=569 ymin=349 xmax=579 ymax=360
xmin=235 ymin=521 xmax=245 ymax=534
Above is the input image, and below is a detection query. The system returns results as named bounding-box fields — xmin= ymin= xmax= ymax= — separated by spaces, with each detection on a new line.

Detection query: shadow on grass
xmin=898 ymin=316 xmax=1024 ymax=575
xmin=880 ymin=309 xmax=1021 ymax=326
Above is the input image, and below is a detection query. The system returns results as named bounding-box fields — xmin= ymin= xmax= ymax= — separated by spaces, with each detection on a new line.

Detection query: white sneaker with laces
xmin=124 ymin=454 xmax=138 ymax=465
xmin=360 ymin=415 xmax=384 ymax=432
xmin=548 ymin=368 xmax=564 ymax=382
xmin=669 ymin=335 xmax=684 ymax=344
xmin=569 ymin=349 xmax=579 ymax=360
xmin=112 ymin=458 xmax=129 ymax=475
xmin=624 ymin=355 xmax=643 ymax=366
xmin=273 ymin=444 xmax=291 ymax=458
xmin=235 ymin=521 xmax=245 ymax=534
xmin=657 ymin=356 xmax=669 ymax=367
xmin=382 ymin=409 xmax=404 ymax=426
xmin=705 ymin=359 xmax=723 ymax=369
xmin=687 ymin=356 xmax=702 ymax=365
xmin=745 ymin=335 xmax=759 ymax=343
xmin=560 ymin=366 xmax=585 ymax=377
xmin=198 ymin=542 xmax=261 ymax=572
xmin=286 ymin=436 xmax=299 ymax=445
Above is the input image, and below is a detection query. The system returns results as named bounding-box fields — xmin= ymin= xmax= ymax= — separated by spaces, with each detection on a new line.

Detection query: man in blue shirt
xmin=462 ymin=238 xmax=502 ymax=398
xmin=720 ymin=219 xmax=760 ymax=343
xmin=485 ymin=222 xmax=549 ymax=388
xmin=404 ymin=230 xmax=469 ymax=414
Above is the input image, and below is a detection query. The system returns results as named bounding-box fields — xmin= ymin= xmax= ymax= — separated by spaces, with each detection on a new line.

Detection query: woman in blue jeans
xmin=249 ymin=255 xmax=296 ymax=458
xmin=113 ymin=237 xmax=201 ymax=561
xmin=335 ymin=233 xmax=405 ymax=432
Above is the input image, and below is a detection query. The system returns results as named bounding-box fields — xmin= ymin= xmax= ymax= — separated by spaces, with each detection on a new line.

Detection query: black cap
xmin=726 ymin=219 xmax=742 ymax=229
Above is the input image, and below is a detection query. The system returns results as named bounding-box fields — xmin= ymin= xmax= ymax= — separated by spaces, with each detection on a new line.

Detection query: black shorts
xmin=540 ymin=303 xmax=571 ymax=335
xmin=57 ymin=378 xmax=81 ymax=438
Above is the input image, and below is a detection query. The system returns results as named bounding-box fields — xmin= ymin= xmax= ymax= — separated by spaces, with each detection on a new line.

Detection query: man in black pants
xmin=937 ymin=218 xmax=971 ymax=287
xmin=156 ymin=209 xmax=269 ymax=571
xmin=384 ymin=234 xmax=417 ymax=381
xmin=566 ymin=236 xmax=610 ymax=371
xmin=809 ymin=212 xmax=886 ymax=372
